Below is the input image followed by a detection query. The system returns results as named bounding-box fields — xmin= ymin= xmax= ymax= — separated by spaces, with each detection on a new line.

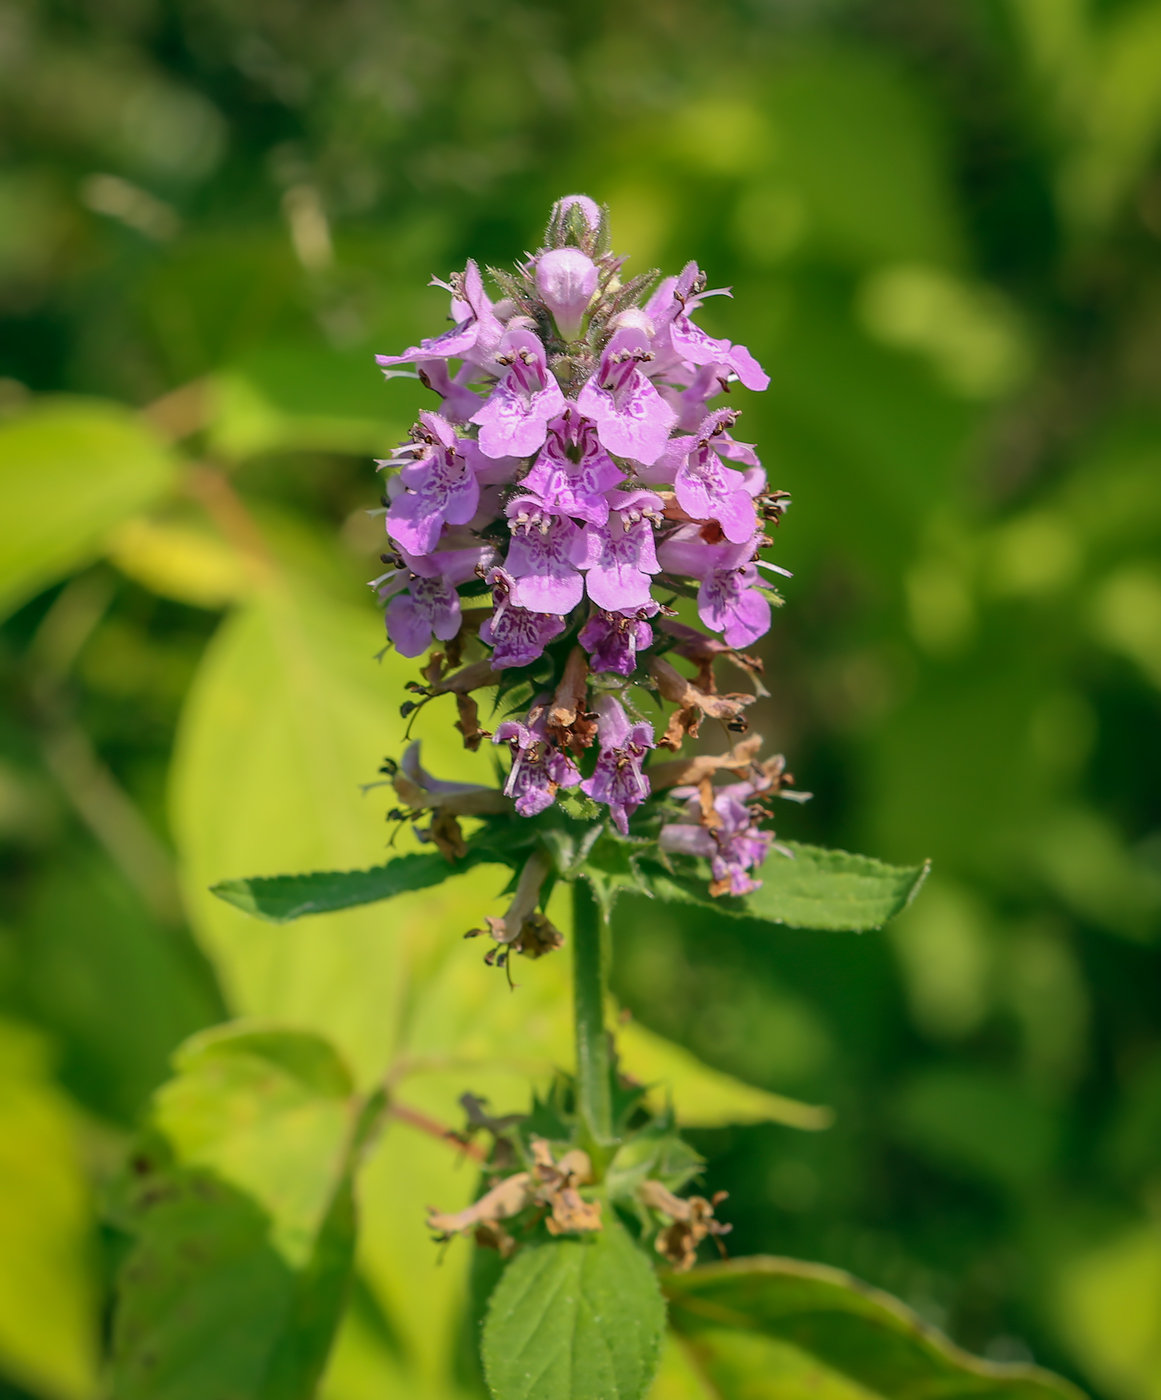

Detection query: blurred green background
xmin=2 ymin=1 xmax=1161 ymax=1397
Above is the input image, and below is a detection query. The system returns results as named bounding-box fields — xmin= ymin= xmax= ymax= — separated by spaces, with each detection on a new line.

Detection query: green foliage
xmin=482 ymin=1220 xmax=666 ymax=1400
xmin=215 ymin=837 xmax=926 ymax=935
xmin=4 ymin=1 xmax=1161 ymax=1396
xmin=665 ymin=1257 xmax=1085 ymax=1400
xmin=652 ymin=843 xmax=930 ymax=932
xmin=211 ymin=848 xmax=506 ymax=924
xmin=0 ymin=400 xmax=174 ymax=619
xmin=110 ymin=1024 xmax=370 ymax=1400
xmin=0 ymin=1020 xmax=96 ymax=1400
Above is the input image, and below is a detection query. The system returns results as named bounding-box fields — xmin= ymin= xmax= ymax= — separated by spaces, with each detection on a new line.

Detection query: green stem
xmin=572 ymin=879 xmax=613 ymax=1148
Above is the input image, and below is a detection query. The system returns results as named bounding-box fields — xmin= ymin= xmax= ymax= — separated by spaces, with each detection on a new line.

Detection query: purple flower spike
xmin=523 ymin=411 xmax=624 ymax=525
xmin=660 ymin=779 xmax=774 ymax=896
xmin=579 ymin=602 xmax=657 ymax=676
xmin=384 ymin=412 xmax=481 ymax=556
xmin=479 ymin=567 xmax=566 ymax=669
xmin=471 ymin=328 xmax=566 ymax=460
xmin=671 ymin=409 xmax=758 ymax=545
xmin=376 ymin=259 xmax=503 ymax=372
xmin=504 ymin=494 xmax=587 ymax=614
xmin=536 ymin=249 xmax=599 ymax=340
xmin=494 ymin=699 xmax=581 ymax=817
xmin=579 ymin=488 xmax=663 ymax=612
xmin=580 ymin=694 xmax=654 ymax=834
xmin=576 ymin=327 xmax=677 ymax=466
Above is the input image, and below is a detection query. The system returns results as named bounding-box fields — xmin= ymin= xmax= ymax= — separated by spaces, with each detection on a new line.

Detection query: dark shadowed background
xmin=2 ymin=2 xmax=1161 ymax=1397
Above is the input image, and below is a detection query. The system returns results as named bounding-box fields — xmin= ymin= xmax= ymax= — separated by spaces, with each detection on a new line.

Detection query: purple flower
xmin=578 ymin=489 xmax=663 ymax=612
xmin=377 ymin=543 xmax=493 ymax=658
xmin=647 ymin=263 xmax=769 ymax=392
xmin=670 ymin=409 xmax=758 ymax=545
xmin=665 ymin=362 xmax=732 ymax=433
xmin=536 ymin=249 xmax=599 ymax=340
xmin=580 ymin=694 xmax=654 ymax=834
xmin=575 ymin=327 xmax=677 ymax=466
xmin=384 ymin=412 xmax=481 ymax=556
xmin=494 ymin=699 xmax=581 ymax=817
xmin=579 ymin=602 xmax=657 ymax=676
xmin=656 ymin=527 xmax=772 ymax=648
xmin=660 ymin=779 xmax=774 ymax=896
xmin=471 ymin=327 xmax=566 ymax=460
xmin=376 ymin=259 xmax=503 ymax=372
xmin=479 ymin=567 xmax=566 ymax=669
xmin=414 ymin=359 xmax=486 ymax=426
xmin=504 ymin=494 xmax=587 ymax=614
xmin=522 ymin=411 xmax=624 ymax=525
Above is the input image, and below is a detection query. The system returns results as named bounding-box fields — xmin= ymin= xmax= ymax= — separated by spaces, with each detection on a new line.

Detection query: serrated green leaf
xmin=482 ymin=1219 xmax=666 ymax=1400
xmin=111 ymin=1024 xmax=368 ymax=1400
xmin=665 ymin=1257 xmax=1084 ymax=1400
xmin=652 ymin=844 xmax=929 ymax=932
xmin=582 ymin=832 xmax=654 ymax=918
xmin=0 ymin=397 xmax=175 ymax=619
xmin=211 ymin=848 xmax=506 ymax=924
xmin=746 ymin=843 xmax=929 ymax=930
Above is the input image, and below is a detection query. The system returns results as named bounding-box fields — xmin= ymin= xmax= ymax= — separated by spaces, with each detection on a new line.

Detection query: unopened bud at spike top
xmin=535 ymin=248 xmax=599 ymax=341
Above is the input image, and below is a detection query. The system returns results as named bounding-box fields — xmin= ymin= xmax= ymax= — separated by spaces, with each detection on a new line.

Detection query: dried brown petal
xmin=454 ymin=693 xmax=490 ymax=751
xmin=548 ymin=647 xmax=598 ymax=754
xmin=648 ymin=655 xmax=755 ymax=732
xmin=649 ymin=735 xmax=764 ymax=791
xmin=427 ymin=1171 xmax=533 ymax=1239
xmin=639 ymin=1180 xmax=731 ymax=1272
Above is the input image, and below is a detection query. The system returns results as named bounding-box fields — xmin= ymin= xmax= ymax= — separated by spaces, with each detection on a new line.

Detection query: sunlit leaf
xmin=110 ymin=1023 xmax=371 ymax=1400
xmin=1056 ymin=1223 xmax=1161 ymax=1400
xmin=653 ymin=843 xmax=928 ymax=932
xmin=617 ymin=1018 xmax=832 ymax=1131
xmin=666 ymin=1257 xmax=1084 ymax=1400
xmin=212 ymin=849 xmax=507 ymax=924
xmin=0 ymin=398 xmax=175 ymax=619
xmin=0 ymin=1020 xmax=97 ymax=1400
xmin=169 ymin=575 xmax=507 ymax=1082
xmin=483 ymin=1220 xmax=666 ymax=1400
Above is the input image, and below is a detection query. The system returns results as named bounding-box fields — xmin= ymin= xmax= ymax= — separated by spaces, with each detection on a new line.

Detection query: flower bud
xmin=552 ymin=194 xmax=602 ymax=236
xmin=607 ymin=307 xmax=655 ymax=339
xmin=535 ymin=248 xmax=598 ymax=340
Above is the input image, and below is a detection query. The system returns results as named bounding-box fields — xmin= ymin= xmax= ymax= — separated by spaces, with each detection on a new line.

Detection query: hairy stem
xmin=573 ymin=879 xmax=613 ymax=1148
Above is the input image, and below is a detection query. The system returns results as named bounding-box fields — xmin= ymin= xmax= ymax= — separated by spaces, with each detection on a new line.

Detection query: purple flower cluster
xmin=374 ymin=196 xmax=794 ymax=890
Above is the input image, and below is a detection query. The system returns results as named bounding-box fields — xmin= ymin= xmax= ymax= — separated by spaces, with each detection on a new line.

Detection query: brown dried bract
xmin=474 ymin=911 xmax=564 ymax=961
xmin=649 ymin=735 xmax=764 ymax=792
xmin=454 ymin=693 xmax=490 ymax=751
xmin=427 ymin=1171 xmax=533 ymax=1241
xmin=391 ymin=740 xmax=509 ymax=818
xmin=427 ymin=1137 xmax=601 ymax=1247
xmin=419 ymin=809 xmax=468 ymax=861
xmin=648 ymin=655 xmax=755 ymax=749
xmin=659 ymin=618 xmax=768 ymax=698
xmin=639 ymin=1180 xmax=731 ymax=1272
xmin=548 ymin=647 xmax=598 ymax=754
xmin=530 ymin=1139 xmax=602 ymax=1236
xmin=465 ymin=851 xmax=565 ymax=970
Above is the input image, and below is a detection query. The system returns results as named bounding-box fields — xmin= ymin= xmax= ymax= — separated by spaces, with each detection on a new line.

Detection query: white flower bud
xmin=535 ymin=248 xmax=598 ymax=340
